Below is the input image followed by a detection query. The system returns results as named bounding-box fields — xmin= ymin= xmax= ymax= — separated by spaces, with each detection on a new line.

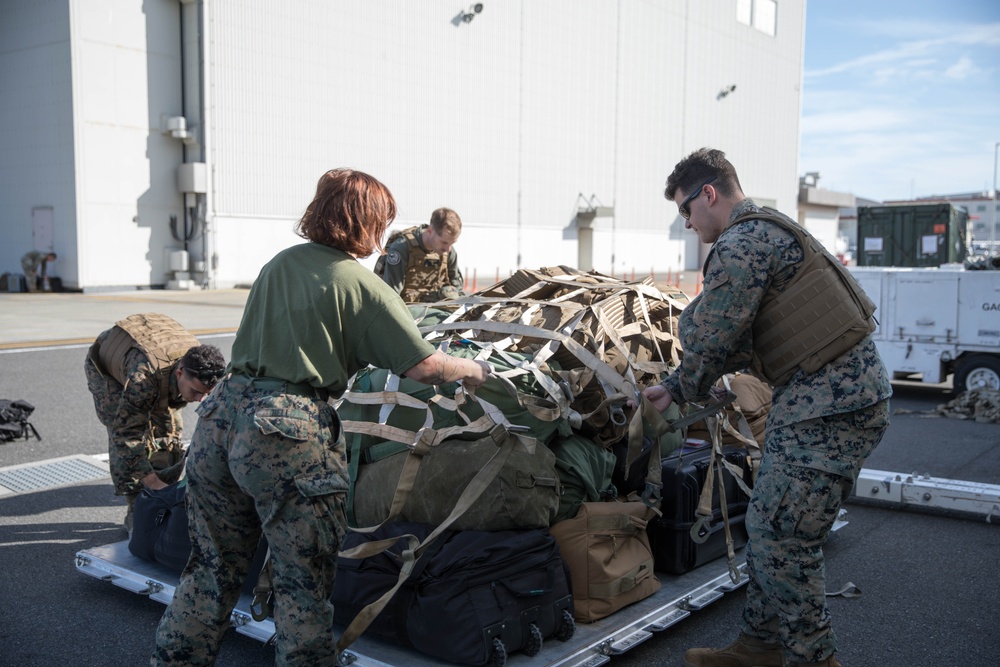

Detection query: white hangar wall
xmin=0 ymin=1 xmax=804 ymax=290
xmin=0 ymin=0 xmax=77 ymax=284
xmin=0 ymin=0 xmax=186 ymax=290
xmin=209 ymin=0 xmax=804 ymax=284
xmin=209 ymin=0 xmax=805 ymax=288
xmin=72 ymin=0 xmax=186 ymax=288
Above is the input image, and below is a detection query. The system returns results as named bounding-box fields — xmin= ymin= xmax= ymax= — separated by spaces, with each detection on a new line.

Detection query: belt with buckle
xmin=230 ymin=373 xmax=330 ymax=401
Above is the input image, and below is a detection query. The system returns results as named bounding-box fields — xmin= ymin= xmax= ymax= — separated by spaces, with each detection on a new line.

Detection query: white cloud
xmin=944 ymin=56 xmax=977 ymax=79
xmin=806 ymin=22 xmax=1000 ymax=82
xmin=801 ymin=9 xmax=1000 ymax=201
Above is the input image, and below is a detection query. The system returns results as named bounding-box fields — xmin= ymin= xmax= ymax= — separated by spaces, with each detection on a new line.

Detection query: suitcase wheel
xmin=488 ymin=637 xmax=507 ymax=667
xmin=522 ymin=622 xmax=543 ymax=656
xmin=554 ymin=608 xmax=576 ymax=642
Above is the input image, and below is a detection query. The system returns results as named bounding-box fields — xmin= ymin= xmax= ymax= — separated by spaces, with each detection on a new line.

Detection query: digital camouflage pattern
xmin=21 ymin=250 xmax=50 ymax=293
xmin=662 ymin=199 xmax=892 ymax=429
xmin=152 ymin=375 xmax=349 ymax=667
xmin=84 ymin=329 xmax=186 ymax=496
xmin=661 ymin=199 xmax=891 ymax=663
xmin=742 ymin=401 xmax=888 ymax=663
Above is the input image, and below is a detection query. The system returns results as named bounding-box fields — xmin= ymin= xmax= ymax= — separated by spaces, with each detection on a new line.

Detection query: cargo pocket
xmin=294 ymin=472 xmax=350 ymax=557
xmin=253 ymin=407 xmax=313 ymax=441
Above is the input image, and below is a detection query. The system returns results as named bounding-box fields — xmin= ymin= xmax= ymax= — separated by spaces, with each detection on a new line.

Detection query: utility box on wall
xmin=177 ymin=162 xmax=207 ymax=193
xmin=857 ymin=203 xmax=967 ymax=268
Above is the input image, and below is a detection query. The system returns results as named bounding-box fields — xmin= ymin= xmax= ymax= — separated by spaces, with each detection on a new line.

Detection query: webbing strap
xmin=336 ymin=422 xmax=524 ymax=653
xmin=587 ymin=512 xmax=647 ymax=533
xmin=336 ymin=382 xmax=539 ymax=654
xmin=422 ymin=317 xmax=650 ymax=468
xmin=690 ymin=412 xmax=742 ymax=585
xmin=592 ymin=302 xmax=673 ymax=375
xmin=249 ymin=545 xmax=273 ymax=622
xmin=418 ymin=319 xmax=639 ymax=415
xmin=587 ymin=559 xmax=655 ymax=598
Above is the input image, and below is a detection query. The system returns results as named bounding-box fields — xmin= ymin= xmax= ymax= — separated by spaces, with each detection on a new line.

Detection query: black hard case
xmin=648 ymin=446 xmax=753 ymax=574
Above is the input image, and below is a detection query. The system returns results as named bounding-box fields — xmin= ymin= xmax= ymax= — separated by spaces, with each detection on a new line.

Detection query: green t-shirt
xmin=229 ymin=242 xmax=435 ymax=397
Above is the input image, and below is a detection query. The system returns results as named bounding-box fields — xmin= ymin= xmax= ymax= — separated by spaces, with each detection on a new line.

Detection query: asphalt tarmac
xmin=0 ymin=288 xmax=997 ymax=667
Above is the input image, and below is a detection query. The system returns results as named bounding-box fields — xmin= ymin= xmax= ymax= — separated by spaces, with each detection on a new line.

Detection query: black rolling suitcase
xmin=331 ymin=521 xmax=576 ymax=666
xmin=648 ymin=445 xmax=753 ymax=574
xmin=128 ymin=480 xmax=191 ymax=571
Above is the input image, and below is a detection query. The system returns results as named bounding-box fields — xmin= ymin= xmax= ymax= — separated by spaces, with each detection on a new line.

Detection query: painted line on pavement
xmin=0 ymin=329 xmax=237 ymax=353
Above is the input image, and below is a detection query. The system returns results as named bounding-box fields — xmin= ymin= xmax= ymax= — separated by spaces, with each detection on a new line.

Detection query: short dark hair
xmin=665 ymin=147 xmax=743 ymax=201
xmin=179 ymin=345 xmax=226 ymax=387
xmin=295 ymin=168 xmax=398 ymax=258
xmin=429 ymin=208 xmax=462 ymax=236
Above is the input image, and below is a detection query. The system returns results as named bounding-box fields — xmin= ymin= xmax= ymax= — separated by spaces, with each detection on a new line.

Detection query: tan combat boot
xmin=683 ymin=632 xmax=784 ymax=667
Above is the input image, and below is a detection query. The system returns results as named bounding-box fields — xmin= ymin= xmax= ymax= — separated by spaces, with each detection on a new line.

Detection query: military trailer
xmin=856 ymin=203 xmax=968 ymax=268
xmin=850 ymin=266 xmax=1000 ymax=392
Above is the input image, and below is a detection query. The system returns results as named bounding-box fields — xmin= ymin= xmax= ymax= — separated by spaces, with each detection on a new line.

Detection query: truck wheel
xmin=954 ymin=355 xmax=1000 ymax=393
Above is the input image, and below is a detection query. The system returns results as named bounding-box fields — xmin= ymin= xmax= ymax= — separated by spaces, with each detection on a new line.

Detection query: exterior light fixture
xmin=461 ymin=3 xmax=484 ymax=23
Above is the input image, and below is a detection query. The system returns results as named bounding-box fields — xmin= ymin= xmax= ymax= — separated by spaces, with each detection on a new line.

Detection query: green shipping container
xmin=857 ymin=203 xmax=968 ymax=267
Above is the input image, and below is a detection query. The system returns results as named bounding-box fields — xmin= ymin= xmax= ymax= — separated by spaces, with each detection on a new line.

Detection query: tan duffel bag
xmin=550 ymin=500 xmax=661 ymax=622
xmin=688 ymin=372 xmax=772 ymax=447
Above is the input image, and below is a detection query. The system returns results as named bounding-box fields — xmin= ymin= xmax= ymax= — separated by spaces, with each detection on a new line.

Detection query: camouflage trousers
xmin=741 ymin=400 xmax=889 ymax=663
xmin=21 ymin=256 xmax=39 ymax=292
xmin=151 ymin=374 xmax=349 ymax=667
xmin=84 ymin=354 xmax=184 ymax=496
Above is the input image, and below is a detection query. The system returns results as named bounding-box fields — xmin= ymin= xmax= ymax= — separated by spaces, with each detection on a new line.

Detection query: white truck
xmin=850 ymin=266 xmax=1000 ymax=392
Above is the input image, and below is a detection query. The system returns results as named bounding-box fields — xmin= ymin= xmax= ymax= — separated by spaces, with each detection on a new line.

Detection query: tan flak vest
xmin=90 ymin=313 xmax=200 ymax=415
xmin=736 ymin=208 xmax=876 ymax=387
xmin=396 ymin=226 xmax=451 ymax=303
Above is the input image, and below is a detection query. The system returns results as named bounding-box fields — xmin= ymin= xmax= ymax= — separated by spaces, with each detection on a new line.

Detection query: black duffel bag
xmin=128 ymin=480 xmax=191 ymax=572
xmin=331 ymin=521 xmax=576 ymax=666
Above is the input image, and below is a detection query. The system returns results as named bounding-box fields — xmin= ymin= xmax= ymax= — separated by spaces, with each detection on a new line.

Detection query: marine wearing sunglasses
xmin=678 ymin=176 xmax=717 ymax=219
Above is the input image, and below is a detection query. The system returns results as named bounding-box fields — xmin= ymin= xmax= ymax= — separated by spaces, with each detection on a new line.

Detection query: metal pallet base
xmin=75 ymin=539 xmax=768 ymax=667
xmin=854 ymin=468 xmax=1000 ymax=522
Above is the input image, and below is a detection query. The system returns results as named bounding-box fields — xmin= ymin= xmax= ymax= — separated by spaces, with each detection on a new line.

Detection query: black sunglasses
xmin=183 ymin=366 xmax=226 ymax=386
xmin=678 ymin=176 xmax=717 ymax=219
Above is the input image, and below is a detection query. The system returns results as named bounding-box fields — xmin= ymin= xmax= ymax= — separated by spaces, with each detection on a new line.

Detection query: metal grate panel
xmin=0 ymin=457 xmax=109 ymax=493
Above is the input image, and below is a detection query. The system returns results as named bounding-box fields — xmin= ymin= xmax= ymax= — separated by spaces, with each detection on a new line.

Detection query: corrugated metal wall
xmin=0 ymin=0 xmax=804 ymax=290
xmin=208 ymin=0 xmax=804 ymax=286
xmin=0 ymin=0 xmax=76 ymax=284
xmin=72 ymin=0 xmax=185 ymax=288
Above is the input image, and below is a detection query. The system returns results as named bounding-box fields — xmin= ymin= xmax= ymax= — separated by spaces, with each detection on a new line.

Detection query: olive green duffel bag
xmin=347 ymin=406 xmax=561 ymax=531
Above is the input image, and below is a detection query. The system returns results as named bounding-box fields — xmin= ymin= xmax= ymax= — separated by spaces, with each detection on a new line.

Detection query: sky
xmin=800 ymin=0 xmax=1000 ymax=203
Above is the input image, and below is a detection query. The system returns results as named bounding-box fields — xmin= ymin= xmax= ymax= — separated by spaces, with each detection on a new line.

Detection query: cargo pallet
xmin=74 ymin=467 xmax=1000 ymax=666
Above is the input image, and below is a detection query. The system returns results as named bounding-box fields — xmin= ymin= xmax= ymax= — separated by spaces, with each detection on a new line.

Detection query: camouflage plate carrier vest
xmin=736 ymin=207 xmax=876 ymax=387
xmin=377 ymin=226 xmax=450 ymax=303
xmin=89 ymin=313 xmax=200 ymax=416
